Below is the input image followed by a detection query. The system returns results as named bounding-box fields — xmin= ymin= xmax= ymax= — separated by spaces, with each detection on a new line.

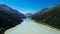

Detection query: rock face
xmin=0 ymin=4 xmax=23 ymax=34
xmin=31 ymin=4 xmax=60 ymax=29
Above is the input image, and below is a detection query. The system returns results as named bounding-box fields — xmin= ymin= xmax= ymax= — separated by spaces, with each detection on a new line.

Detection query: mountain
xmin=36 ymin=8 xmax=49 ymax=14
xmin=0 ymin=4 xmax=23 ymax=34
xmin=31 ymin=8 xmax=49 ymax=20
xmin=31 ymin=4 xmax=60 ymax=29
xmin=25 ymin=13 xmax=33 ymax=18
xmin=0 ymin=4 xmax=26 ymax=19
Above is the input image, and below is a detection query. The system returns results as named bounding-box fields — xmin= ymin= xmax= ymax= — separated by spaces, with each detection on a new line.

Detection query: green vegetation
xmin=31 ymin=4 xmax=60 ymax=29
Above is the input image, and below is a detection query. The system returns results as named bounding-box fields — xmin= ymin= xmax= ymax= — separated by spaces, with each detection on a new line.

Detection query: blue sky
xmin=0 ymin=0 xmax=60 ymax=14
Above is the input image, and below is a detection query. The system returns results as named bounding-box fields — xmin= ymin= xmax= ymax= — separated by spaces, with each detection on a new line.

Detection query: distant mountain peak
xmin=25 ymin=13 xmax=33 ymax=18
xmin=42 ymin=8 xmax=49 ymax=10
xmin=36 ymin=8 xmax=49 ymax=14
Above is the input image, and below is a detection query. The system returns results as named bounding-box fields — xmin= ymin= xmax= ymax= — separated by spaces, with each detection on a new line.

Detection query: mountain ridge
xmin=31 ymin=4 xmax=60 ymax=29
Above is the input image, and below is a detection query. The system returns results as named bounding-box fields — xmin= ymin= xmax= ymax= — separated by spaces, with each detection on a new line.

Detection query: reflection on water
xmin=5 ymin=18 xmax=60 ymax=34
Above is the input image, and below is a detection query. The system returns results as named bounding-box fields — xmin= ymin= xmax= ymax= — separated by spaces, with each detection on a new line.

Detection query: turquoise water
xmin=5 ymin=18 xmax=60 ymax=34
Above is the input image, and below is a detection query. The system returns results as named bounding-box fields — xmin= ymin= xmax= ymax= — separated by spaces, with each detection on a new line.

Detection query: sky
xmin=0 ymin=0 xmax=60 ymax=14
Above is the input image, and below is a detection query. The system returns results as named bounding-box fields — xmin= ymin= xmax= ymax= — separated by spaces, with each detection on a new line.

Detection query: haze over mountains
xmin=25 ymin=13 xmax=33 ymax=18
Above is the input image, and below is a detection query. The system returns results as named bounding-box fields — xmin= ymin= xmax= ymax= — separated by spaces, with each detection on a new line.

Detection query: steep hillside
xmin=31 ymin=4 xmax=60 ymax=29
xmin=0 ymin=4 xmax=26 ymax=19
xmin=0 ymin=4 xmax=23 ymax=34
